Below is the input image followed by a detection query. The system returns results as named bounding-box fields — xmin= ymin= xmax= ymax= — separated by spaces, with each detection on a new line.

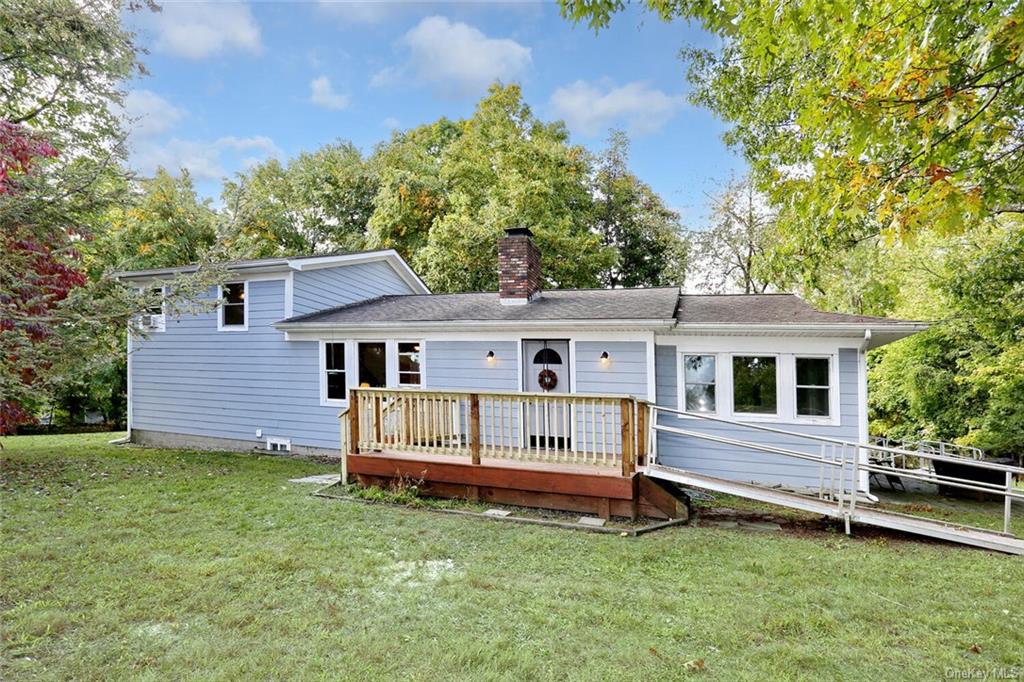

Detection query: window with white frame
xmin=220 ymin=282 xmax=246 ymax=329
xmin=682 ymin=354 xmax=716 ymax=413
xmin=795 ymin=357 xmax=831 ymax=417
xmin=398 ymin=342 xmax=422 ymax=386
xmin=324 ymin=342 xmax=347 ymax=401
xmin=732 ymin=355 xmax=777 ymax=415
xmin=145 ymin=286 xmax=164 ymax=316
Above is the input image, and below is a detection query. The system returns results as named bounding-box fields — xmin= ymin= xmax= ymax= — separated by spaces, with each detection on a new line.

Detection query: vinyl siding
xmin=291 ymin=261 xmax=413 ymax=316
xmin=653 ymin=345 xmax=861 ymax=490
xmin=574 ymin=341 xmax=647 ymax=397
xmin=131 ymin=265 xmax=413 ymax=451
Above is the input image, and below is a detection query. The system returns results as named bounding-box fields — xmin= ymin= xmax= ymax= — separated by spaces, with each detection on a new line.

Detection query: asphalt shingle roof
xmin=279 ymin=287 xmax=682 ymax=325
xmin=278 ymin=288 xmax=921 ymax=328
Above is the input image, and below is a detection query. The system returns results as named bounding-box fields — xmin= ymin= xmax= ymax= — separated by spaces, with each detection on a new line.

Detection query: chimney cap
xmin=503 ymin=225 xmax=534 ymax=238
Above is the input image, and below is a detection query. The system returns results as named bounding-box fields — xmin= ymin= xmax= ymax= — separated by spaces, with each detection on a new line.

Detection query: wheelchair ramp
xmin=645 ymin=463 xmax=1024 ymax=555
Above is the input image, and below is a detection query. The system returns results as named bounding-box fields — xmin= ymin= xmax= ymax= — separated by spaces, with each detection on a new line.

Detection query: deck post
xmin=349 ymin=390 xmax=360 ymax=455
xmin=620 ymin=398 xmax=634 ymax=477
xmin=636 ymin=402 xmax=647 ymax=467
xmin=470 ymin=393 xmax=481 ymax=465
xmin=1006 ymin=471 xmax=1013 ymax=535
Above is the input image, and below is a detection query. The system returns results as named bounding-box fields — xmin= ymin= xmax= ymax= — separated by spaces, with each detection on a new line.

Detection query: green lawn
xmin=2 ymin=434 xmax=1022 ymax=681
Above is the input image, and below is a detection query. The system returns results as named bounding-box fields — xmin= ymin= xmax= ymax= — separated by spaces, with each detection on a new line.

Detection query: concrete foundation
xmin=130 ymin=428 xmax=342 ymax=459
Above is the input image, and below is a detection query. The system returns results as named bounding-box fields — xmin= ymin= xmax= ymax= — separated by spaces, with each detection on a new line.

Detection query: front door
xmin=522 ymin=340 xmax=570 ymax=449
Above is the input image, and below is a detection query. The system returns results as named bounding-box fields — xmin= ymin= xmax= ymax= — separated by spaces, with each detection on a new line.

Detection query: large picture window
xmin=325 ymin=343 xmax=347 ymax=401
xmin=796 ymin=357 xmax=831 ymax=417
xmin=732 ymin=356 xmax=777 ymax=415
xmin=683 ymin=355 xmax=716 ymax=413
xmin=398 ymin=342 xmax=422 ymax=386
xmin=220 ymin=282 xmax=246 ymax=329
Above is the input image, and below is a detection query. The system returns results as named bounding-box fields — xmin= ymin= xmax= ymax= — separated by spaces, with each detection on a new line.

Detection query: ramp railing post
xmin=1006 ymin=471 xmax=1014 ymax=535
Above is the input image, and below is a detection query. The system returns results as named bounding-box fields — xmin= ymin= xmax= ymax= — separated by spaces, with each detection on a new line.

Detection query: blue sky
xmin=123 ymin=1 xmax=744 ymax=225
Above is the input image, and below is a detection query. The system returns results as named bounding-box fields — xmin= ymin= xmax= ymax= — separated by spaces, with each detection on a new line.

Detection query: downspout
xmin=857 ymin=329 xmax=877 ymax=501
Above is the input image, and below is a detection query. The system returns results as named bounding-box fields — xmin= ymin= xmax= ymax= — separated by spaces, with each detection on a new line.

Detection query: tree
xmin=689 ymin=176 xmax=775 ymax=294
xmin=220 ymin=142 xmax=376 ymax=258
xmin=561 ymin=0 xmax=1024 ymax=259
xmin=592 ymin=130 xmax=687 ymax=288
xmin=413 ymin=84 xmax=614 ymax=292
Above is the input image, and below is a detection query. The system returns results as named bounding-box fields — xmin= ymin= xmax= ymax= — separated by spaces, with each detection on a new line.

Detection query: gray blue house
xmin=117 ymin=228 xmax=926 ymax=507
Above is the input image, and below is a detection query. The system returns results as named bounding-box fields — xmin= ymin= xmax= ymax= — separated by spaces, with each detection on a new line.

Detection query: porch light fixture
xmin=486 ymin=350 xmax=496 ymax=363
xmin=600 ymin=351 xmax=610 ymax=366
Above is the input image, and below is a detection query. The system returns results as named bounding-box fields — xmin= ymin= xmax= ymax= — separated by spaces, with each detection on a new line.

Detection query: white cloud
xmin=381 ymin=116 xmax=401 ymax=130
xmin=130 ymin=135 xmax=282 ymax=181
xmin=373 ymin=16 xmax=531 ymax=98
xmin=146 ymin=3 xmax=262 ymax=60
xmin=550 ymin=80 xmax=685 ymax=137
xmin=309 ymin=76 xmax=350 ymax=110
xmin=122 ymin=89 xmax=185 ymax=138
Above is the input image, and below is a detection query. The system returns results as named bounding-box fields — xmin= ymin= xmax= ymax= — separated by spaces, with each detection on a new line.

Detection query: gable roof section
xmin=112 ymin=250 xmax=430 ymax=294
xmin=276 ymin=287 xmax=682 ymax=330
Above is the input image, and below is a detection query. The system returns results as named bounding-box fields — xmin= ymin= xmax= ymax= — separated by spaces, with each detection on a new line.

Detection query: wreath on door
xmin=537 ymin=368 xmax=558 ymax=391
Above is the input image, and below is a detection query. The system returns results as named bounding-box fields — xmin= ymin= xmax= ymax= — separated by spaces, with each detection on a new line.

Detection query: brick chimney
xmin=498 ymin=226 xmax=541 ymax=304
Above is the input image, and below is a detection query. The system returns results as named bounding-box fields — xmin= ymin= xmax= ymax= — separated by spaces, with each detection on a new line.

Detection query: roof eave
xmin=670 ymin=321 xmax=929 ymax=338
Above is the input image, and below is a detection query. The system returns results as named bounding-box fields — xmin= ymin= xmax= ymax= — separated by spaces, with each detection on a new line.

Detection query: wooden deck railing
xmin=342 ymin=387 xmax=649 ymax=476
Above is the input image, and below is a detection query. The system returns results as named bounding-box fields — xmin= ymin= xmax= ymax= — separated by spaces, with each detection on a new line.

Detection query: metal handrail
xmin=648 ymin=404 xmax=1022 ymax=536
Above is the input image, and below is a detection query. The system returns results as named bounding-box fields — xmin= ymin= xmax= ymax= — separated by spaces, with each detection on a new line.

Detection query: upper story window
xmin=732 ymin=355 xmax=777 ymax=415
xmin=683 ymin=354 xmax=716 ymax=413
xmin=795 ymin=357 xmax=831 ymax=417
xmin=398 ymin=342 xmax=422 ymax=386
xmin=219 ymin=282 xmax=247 ymax=331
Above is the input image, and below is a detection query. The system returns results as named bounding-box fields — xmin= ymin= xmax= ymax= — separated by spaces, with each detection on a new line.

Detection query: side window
xmin=682 ymin=354 xmax=716 ymax=413
xmin=398 ymin=342 xmax=422 ymax=387
xmin=795 ymin=357 xmax=831 ymax=417
xmin=732 ymin=356 xmax=777 ymax=415
xmin=220 ymin=282 xmax=246 ymax=330
xmin=324 ymin=343 xmax=347 ymax=402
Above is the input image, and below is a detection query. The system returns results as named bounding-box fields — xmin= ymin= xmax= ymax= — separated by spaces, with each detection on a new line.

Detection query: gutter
xmin=274 ymin=318 xmax=680 ymax=333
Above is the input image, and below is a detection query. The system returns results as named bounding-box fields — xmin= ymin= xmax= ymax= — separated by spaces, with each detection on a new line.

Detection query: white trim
xmin=858 ymin=330 xmax=872 ymax=491
xmin=396 ymin=339 xmax=424 ymax=388
xmin=217 ymin=280 xmax=249 ymax=332
xmin=284 ymin=271 xmax=294 ymax=319
xmin=266 ymin=437 xmax=291 ymax=452
xmin=677 ymin=352 xmax=721 ymax=416
xmin=319 ymin=339 xmax=351 ymax=407
xmin=644 ymin=332 xmax=657 ymax=402
xmin=288 ymin=250 xmax=430 ymax=294
xmin=276 ymin=319 xmax=677 ymax=333
xmin=287 ymin=329 xmax=656 ymax=343
xmin=672 ymin=346 xmax=842 ymax=427
xmin=792 ymin=354 xmax=840 ymax=424
xmin=126 ymin=328 xmax=133 ymax=438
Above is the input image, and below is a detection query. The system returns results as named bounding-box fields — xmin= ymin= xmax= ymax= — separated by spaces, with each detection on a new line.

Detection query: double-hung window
xmin=398 ymin=342 xmax=422 ymax=387
xmin=682 ymin=354 xmax=716 ymax=413
xmin=732 ymin=356 xmax=778 ymax=415
xmin=324 ymin=342 xmax=347 ymax=402
xmin=795 ymin=357 xmax=831 ymax=417
xmin=219 ymin=282 xmax=246 ymax=330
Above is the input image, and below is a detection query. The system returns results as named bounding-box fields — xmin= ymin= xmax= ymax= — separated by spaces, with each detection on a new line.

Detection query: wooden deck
xmin=341 ymin=387 xmax=687 ymax=520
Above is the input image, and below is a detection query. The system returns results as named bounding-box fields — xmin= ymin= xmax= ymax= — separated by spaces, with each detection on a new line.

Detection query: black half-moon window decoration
xmin=533 ymin=348 xmax=563 ymax=365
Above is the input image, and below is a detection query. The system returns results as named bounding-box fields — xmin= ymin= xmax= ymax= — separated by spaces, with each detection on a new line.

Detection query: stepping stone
xmin=483 ymin=509 xmax=512 ymax=517
xmin=739 ymin=520 xmax=783 ymax=532
xmin=708 ymin=520 xmax=739 ymax=529
xmin=288 ymin=474 xmax=341 ymax=485
xmin=577 ymin=516 xmax=606 ymax=527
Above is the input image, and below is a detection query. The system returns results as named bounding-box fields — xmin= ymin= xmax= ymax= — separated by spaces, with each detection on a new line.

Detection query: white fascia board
xmin=288 ymin=250 xmax=430 ymax=294
xmin=670 ymin=322 xmax=929 ymax=338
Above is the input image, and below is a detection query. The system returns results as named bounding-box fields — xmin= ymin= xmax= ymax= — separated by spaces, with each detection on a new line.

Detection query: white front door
xmin=522 ymin=340 xmax=570 ymax=449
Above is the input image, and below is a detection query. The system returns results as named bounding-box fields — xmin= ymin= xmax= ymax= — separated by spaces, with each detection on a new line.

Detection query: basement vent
xmin=266 ymin=437 xmax=291 ymax=453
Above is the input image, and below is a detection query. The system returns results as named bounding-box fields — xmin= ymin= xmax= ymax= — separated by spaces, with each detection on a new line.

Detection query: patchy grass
xmin=2 ymin=433 xmax=1022 ymax=680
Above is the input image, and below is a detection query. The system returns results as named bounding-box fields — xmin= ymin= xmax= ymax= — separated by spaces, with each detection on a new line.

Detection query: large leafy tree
xmin=415 ymin=84 xmax=613 ymax=292
xmin=562 ymin=0 xmax=1024 ymax=266
xmin=221 ymin=142 xmax=376 ymax=258
xmin=592 ymin=130 xmax=687 ymax=288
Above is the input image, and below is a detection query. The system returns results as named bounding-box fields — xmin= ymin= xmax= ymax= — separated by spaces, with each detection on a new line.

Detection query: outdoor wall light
xmin=600 ymin=351 xmax=610 ymax=366
xmin=486 ymin=350 xmax=496 ymax=363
